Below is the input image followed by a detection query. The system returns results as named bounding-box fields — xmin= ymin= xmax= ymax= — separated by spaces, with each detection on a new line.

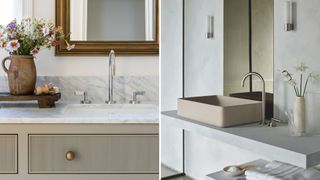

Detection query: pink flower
xmin=51 ymin=40 xmax=59 ymax=46
xmin=6 ymin=40 xmax=20 ymax=52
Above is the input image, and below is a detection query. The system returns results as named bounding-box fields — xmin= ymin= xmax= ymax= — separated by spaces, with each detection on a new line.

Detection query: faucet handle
xmin=268 ymin=118 xmax=283 ymax=127
xmin=129 ymin=91 xmax=145 ymax=104
xmin=134 ymin=91 xmax=145 ymax=96
xmin=74 ymin=90 xmax=92 ymax=104
xmin=74 ymin=91 xmax=84 ymax=96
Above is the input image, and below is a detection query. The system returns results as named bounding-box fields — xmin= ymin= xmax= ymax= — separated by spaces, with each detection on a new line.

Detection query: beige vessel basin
xmin=177 ymin=95 xmax=262 ymax=127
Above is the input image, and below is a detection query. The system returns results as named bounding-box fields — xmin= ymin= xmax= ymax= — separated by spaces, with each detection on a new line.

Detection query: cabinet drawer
xmin=29 ymin=134 xmax=159 ymax=174
xmin=0 ymin=135 xmax=17 ymax=174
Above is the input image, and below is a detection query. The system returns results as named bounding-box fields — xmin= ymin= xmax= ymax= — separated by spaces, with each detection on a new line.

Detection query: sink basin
xmin=63 ymin=104 xmax=158 ymax=117
xmin=177 ymin=95 xmax=262 ymax=127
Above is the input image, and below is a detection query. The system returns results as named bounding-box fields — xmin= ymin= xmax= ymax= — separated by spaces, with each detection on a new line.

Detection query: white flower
xmin=6 ymin=40 xmax=20 ymax=52
xmin=309 ymin=73 xmax=320 ymax=82
xmin=42 ymin=26 xmax=50 ymax=36
xmin=22 ymin=16 xmax=31 ymax=21
xmin=295 ymin=63 xmax=309 ymax=72
xmin=66 ymin=44 xmax=75 ymax=51
xmin=287 ymin=79 xmax=297 ymax=87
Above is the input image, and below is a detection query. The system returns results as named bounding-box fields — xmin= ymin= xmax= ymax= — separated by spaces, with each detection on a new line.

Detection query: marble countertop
xmin=0 ymin=103 xmax=159 ymax=124
xmin=163 ymin=111 xmax=320 ymax=168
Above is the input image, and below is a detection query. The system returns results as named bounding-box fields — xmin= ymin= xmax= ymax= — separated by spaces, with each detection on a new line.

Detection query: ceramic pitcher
xmin=2 ymin=55 xmax=36 ymax=95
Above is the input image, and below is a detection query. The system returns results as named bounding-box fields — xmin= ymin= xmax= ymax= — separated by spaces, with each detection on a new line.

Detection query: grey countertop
xmin=162 ymin=111 xmax=320 ymax=168
xmin=0 ymin=103 xmax=159 ymax=124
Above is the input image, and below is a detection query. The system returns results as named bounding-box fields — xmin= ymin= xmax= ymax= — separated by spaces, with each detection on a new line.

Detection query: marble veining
xmin=0 ymin=103 xmax=159 ymax=123
xmin=0 ymin=76 xmax=158 ymax=104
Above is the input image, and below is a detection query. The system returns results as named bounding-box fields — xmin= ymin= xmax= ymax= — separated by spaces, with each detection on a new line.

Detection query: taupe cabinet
xmin=0 ymin=124 xmax=159 ymax=180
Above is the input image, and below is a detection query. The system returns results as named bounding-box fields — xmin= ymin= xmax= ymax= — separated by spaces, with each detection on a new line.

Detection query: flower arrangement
xmin=0 ymin=17 xmax=74 ymax=56
xmin=281 ymin=63 xmax=319 ymax=97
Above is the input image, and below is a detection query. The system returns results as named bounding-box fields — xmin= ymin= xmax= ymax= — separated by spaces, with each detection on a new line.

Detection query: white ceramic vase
xmin=293 ymin=96 xmax=306 ymax=136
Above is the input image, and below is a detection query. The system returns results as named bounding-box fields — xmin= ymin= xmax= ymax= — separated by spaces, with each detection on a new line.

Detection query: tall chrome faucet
xmin=241 ymin=72 xmax=266 ymax=125
xmin=106 ymin=50 xmax=116 ymax=104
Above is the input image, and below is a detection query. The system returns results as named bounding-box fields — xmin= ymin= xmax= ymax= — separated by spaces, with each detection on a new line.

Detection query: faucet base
xmin=105 ymin=100 xmax=116 ymax=104
xmin=129 ymin=100 xmax=140 ymax=104
xmin=81 ymin=100 xmax=92 ymax=104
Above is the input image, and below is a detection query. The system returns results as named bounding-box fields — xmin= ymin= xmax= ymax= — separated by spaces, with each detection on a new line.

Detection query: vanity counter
xmin=163 ymin=111 xmax=320 ymax=168
xmin=0 ymin=103 xmax=159 ymax=124
xmin=0 ymin=104 xmax=159 ymax=180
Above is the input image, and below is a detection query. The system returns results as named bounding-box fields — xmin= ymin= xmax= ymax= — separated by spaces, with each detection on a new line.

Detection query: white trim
xmin=145 ymin=0 xmax=155 ymax=41
xmin=13 ymin=0 xmax=23 ymax=21
xmin=22 ymin=0 xmax=33 ymax=19
xmin=81 ymin=0 xmax=88 ymax=40
xmin=70 ymin=0 xmax=88 ymax=40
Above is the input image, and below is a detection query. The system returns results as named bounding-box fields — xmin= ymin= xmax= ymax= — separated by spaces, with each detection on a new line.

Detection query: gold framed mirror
xmin=55 ymin=0 xmax=159 ymax=56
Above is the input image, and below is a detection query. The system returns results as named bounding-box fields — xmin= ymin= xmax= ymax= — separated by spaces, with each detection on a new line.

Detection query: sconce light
xmin=285 ymin=0 xmax=294 ymax=31
xmin=206 ymin=15 xmax=214 ymax=39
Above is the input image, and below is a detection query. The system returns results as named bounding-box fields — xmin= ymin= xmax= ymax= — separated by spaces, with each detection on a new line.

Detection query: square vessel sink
xmin=177 ymin=95 xmax=262 ymax=127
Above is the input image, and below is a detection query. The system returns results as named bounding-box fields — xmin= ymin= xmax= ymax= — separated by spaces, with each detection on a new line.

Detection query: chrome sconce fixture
xmin=206 ymin=15 xmax=214 ymax=39
xmin=285 ymin=0 xmax=294 ymax=31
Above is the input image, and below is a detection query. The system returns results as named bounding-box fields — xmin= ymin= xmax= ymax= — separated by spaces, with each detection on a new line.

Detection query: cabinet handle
xmin=66 ymin=151 xmax=75 ymax=161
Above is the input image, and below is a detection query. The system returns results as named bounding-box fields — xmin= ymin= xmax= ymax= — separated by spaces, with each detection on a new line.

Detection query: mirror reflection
xmin=70 ymin=0 xmax=157 ymax=41
xmin=225 ymin=0 xmax=274 ymax=119
xmin=224 ymin=0 xmax=274 ymax=95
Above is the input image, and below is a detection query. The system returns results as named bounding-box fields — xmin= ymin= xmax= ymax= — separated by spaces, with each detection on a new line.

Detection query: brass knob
xmin=66 ymin=151 xmax=75 ymax=161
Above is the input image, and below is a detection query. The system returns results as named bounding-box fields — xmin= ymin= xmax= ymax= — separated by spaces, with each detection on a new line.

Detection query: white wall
xmin=184 ymin=0 xmax=224 ymax=97
xmin=274 ymin=0 xmax=320 ymax=121
xmin=160 ymin=0 xmax=183 ymax=172
xmin=160 ymin=0 xmax=183 ymax=111
xmin=0 ymin=0 xmax=159 ymax=77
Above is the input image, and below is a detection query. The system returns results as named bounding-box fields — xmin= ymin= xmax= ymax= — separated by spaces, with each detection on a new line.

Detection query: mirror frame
xmin=55 ymin=0 xmax=159 ymax=56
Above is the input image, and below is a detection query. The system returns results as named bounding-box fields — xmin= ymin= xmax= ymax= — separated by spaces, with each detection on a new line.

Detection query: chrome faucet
xmin=241 ymin=72 xmax=266 ymax=125
xmin=129 ymin=91 xmax=145 ymax=104
xmin=105 ymin=50 xmax=116 ymax=104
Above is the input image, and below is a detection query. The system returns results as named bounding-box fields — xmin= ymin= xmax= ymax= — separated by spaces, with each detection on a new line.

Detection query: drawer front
xmin=29 ymin=134 xmax=159 ymax=174
xmin=0 ymin=135 xmax=17 ymax=174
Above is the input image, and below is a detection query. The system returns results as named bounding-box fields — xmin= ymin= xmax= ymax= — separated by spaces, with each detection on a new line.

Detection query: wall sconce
xmin=285 ymin=0 xmax=294 ymax=31
xmin=206 ymin=15 xmax=214 ymax=39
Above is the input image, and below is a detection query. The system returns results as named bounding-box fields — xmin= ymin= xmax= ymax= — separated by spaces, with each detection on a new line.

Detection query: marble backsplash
xmin=0 ymin=76 xmax=159 ymax=104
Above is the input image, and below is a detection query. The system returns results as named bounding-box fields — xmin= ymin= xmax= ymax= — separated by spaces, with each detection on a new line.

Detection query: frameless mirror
xmin=69 ymin=0 xmax=157 ymax=41
xmin=224 ymin=0 xmax=274 ymax=119
xmin=224 ymin=0 xmax=274 ymax=95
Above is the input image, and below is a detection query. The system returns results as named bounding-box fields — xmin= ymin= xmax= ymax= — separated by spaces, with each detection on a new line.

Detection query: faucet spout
xmin=241 ymin=72 xmax=266 ymax=125
xmin=106 ymin=50 xmax=116 ymax=104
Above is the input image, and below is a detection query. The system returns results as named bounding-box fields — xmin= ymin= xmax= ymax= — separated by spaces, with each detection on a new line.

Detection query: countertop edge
xmin=162 ymin=110 xmax=318 ymax=168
